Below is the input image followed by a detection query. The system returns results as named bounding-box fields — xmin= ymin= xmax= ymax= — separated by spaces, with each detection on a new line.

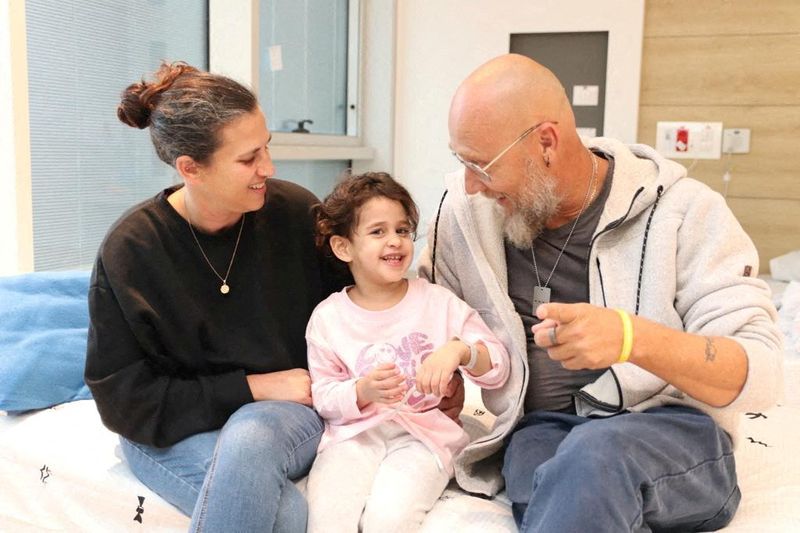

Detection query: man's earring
xmin=544 ymin=154 xmax=550 ymax=168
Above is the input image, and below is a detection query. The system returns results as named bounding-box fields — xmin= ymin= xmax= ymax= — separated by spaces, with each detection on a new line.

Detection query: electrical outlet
xmin=722 ymin=128 xmax=751 ymax=154
xmin=655 ymin=121 xmax=723 ymax=159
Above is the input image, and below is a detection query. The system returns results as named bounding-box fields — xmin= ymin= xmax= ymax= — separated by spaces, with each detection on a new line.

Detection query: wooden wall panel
xmin=640 ymin=34 xmax=800 ymax=106
xmin=727 ymin=198 xmax=800 ymax=271
xmin=638 ymin=106 xmax=800 ymax=200
xmin=644 ymin=0 xmax=800 ymax=37
xmin=639 ymin=1 xmax=800 ymax=272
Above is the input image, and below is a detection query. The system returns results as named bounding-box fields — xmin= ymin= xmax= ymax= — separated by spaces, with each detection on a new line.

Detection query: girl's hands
xmin=415 ymin=339 xmax=466 ymax=397
xmin=356 ymin=363 xmax=407 ymax=409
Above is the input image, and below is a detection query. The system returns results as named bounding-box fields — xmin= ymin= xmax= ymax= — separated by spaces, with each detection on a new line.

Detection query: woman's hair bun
xmin=117 ymin=82 xmax=152 ymax=129
xmin=116 ymin=61 xmax=200 ymax=129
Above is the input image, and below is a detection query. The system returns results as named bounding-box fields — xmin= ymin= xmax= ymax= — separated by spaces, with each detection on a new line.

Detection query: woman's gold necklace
xmin=185 ymin=199 xmax=245 ymax=295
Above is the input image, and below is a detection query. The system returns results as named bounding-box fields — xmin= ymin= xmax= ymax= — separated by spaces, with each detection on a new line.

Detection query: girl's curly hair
xmin=313 ymin=172 xmax=419 ymax=261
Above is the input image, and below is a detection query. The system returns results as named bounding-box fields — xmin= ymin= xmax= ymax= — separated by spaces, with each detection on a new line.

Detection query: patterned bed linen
xmin=2 ymin=361 xmax=798 ymax=532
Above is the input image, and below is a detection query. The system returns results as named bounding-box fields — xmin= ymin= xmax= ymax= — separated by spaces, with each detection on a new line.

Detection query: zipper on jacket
xmin=573 ymin=186 xmax=663 ymax=415
xmin=572 ymin=368 xmax=624 ymax=413
xmin=584 ymin=186 xmax=645 ymax=303
xmin=596 ymin=257 xmax=608 ymax=307
xmin=573 ymin=391 xmax=620 ymax=413
xmin=430 ymin=189 xmax=449 ymax=285
xmin=635 ymin=185 xmax=664 ymax=315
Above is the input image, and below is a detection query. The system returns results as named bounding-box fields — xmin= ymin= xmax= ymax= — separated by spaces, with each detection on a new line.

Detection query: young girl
xmin=305 ymin=172 xmax=510 ymax=532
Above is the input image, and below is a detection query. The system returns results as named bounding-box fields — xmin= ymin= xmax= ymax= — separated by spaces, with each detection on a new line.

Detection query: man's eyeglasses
xmin=452 ymin=120 xmax=558 ymax=183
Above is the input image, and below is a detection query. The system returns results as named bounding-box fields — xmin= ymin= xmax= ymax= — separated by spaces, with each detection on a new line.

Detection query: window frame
xmin=210 ymin=0 xmax=374 ymax=161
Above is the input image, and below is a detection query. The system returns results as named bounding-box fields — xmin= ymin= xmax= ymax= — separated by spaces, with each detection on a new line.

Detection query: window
xmin=25 ymin=0 xmax=208 ymax=270
xmin=259 ymin=0 xmax=353 ymax=137
xmin=212 ymin=0 xmax=372 ymax=161
xmin=256 ymin=0 xmax=365 ymax=200
xmin=208 ymin=0 xmax=373 ymax=203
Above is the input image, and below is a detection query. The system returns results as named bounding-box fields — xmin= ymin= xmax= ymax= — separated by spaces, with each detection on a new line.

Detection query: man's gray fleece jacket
xmin=418 ymin=138 xmax=783 ymax=497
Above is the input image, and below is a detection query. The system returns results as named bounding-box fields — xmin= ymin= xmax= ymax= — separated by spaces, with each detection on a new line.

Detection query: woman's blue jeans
xmin=502 ymin=406 xmax=740 ymax=532
xmin=120 ymin=401 xmax=323 ymax=533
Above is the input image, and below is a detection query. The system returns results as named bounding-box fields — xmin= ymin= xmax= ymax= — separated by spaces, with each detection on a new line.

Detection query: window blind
xmin=25 ymin=0 xmax=208 ymax=270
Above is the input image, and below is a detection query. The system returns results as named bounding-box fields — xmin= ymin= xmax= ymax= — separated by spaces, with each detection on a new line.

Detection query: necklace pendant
xmin=220 ymin=283 xmax=230 ymax=295
xmin=533 ymin=286 xmax=551 ymax=311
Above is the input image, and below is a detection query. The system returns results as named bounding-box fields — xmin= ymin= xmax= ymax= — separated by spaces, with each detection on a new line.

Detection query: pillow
xmin=770 ymin=249 xmax=800 ymax=282
xmin=777 ymin=281 xmax=800 ymax=354
xmin=0 ymin=271 xmax=92 ymax=412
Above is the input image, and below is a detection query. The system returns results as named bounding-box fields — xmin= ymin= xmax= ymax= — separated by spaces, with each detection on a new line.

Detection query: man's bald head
xmin=448 ymin=54 xmax=600 ymax=234
xmin=449 ymin=54 xmax=573 ymax=147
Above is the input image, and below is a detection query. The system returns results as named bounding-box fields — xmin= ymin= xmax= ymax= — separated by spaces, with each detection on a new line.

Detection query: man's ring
xmin=549 ymin=326 xmax=558 ymax=346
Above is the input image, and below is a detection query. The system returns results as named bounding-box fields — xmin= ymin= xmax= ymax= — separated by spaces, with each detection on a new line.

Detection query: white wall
xmin=394 ymin=0 xmax=645 ymax=239
xmin=350 ymin=0 xmax=395 ymax=175
xmin=0 ymin=0 xmax=32 ymax=275
xmin=0 ymin=2 xmax=16 ymax=274
xmin=209 ymin=0 xmax=258 ymax=88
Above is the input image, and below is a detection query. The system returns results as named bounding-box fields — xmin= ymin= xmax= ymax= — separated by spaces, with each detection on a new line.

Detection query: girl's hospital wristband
xmin=453 ymin=337 xmax=479 ymax=370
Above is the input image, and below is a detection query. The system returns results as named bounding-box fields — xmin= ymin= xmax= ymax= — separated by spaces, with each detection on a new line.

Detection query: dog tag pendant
xmin=532 ymin=286 xmax=551 ymax=310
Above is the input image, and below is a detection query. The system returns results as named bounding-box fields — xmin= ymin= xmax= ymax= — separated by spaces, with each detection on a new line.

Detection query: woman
xmin=85 ymin=61 xmax=463 ymax=532
xmin=84 ymin=61 xmax=347 ymax=532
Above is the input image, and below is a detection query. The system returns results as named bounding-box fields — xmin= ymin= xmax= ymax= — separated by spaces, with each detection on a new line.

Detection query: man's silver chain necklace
xmin=531 ymin=153 xmax=598 ymax=309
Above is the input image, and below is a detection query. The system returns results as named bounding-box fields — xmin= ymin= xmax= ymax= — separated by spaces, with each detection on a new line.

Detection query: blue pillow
xmin=0 ymin=271 xmax=93 ymax=412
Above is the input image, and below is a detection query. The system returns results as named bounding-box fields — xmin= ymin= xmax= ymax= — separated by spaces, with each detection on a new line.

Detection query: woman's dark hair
xmin=117 ymin=61 xmax=258 ymax=166
xmin=314 ymin=172 xmax=420 ymax=259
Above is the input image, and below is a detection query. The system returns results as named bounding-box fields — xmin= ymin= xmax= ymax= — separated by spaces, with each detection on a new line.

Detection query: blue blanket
xmin=0 ymin=271 xmax=93 ymax=412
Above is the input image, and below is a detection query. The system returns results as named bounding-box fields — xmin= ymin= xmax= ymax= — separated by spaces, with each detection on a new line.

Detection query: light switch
xmin=722 ymin=129 xmax=751 ymax=154
xmin=573 ymin=85 xmax=599 ymax=107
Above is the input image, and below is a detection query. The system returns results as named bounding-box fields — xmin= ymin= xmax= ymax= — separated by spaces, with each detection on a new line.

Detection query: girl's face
xmin=192 ymin=108 xmax=274 ymax=221
xmin=333 ymin=196 xmax=415 ymax=289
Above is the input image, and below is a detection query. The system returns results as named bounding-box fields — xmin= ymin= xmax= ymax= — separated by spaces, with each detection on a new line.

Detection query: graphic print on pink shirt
xmin=354 ymin=332 xmax=434 ymax=408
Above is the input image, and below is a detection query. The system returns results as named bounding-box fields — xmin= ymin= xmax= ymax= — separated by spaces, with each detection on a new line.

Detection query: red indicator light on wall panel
xmin=675 ymin=127 xmax=689 ymax=152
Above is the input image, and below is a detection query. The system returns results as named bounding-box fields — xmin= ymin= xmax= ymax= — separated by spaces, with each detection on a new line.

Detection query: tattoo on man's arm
xmin=704 ymin=338 xmax=717 ymax=362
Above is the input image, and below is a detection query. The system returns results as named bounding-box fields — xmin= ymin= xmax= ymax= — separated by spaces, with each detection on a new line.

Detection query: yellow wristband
xmin=615 ymin=308 xmax=633 ymax=363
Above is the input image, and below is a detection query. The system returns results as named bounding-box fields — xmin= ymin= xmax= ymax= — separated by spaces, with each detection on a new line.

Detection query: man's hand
xmin=437 ymin=371 xmax=465 ymax=426
xmin=356 ymin=363 xmax=407 ymax=409
xmin=532 ymin=302 xmax=749 ymax=407
xmin=531 ymin=302 xmax=624 ymax=369
xmin=246 ymin=369 xmax=313 ymax=405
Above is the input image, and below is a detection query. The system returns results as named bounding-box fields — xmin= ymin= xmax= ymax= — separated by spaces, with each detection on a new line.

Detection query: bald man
xmin=418 ymin=54 xmax=782 ymax=531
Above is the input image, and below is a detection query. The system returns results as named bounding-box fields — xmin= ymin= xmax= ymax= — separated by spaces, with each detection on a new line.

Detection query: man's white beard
xmin=503 ymin=166 xmax=560 ymax=249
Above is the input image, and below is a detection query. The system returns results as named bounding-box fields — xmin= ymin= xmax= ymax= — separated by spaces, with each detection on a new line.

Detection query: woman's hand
xmin=246 ymin=369 xmax=313 ymax=405
xmin=416 ymin=340 xmax=466 ymax=397
xmin=355 ymin=363 xmax=407 ymax=409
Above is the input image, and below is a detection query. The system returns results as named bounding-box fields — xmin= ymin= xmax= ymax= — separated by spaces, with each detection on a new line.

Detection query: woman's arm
xmin=246 ymin=369 xmax=312 ymax=405
xmin=84 ymin=262 xmax=253 ymax=448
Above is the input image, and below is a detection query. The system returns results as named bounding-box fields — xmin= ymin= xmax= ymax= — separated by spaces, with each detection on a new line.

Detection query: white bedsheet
xmin=2 ymin=361 xmax=799 ymax=532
